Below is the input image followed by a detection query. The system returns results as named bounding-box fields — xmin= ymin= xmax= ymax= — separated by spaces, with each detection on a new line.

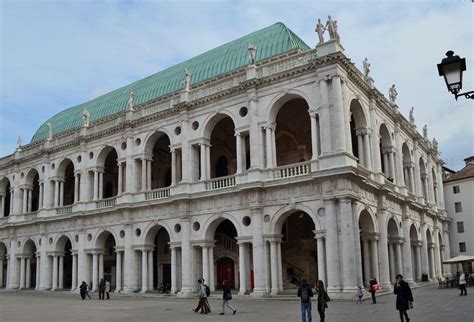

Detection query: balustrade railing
xmin=56 ymin=205 xmax=73 ymax=215
xmin=96 ymin=197 xmax=117 ymax=209
xmin=205 ymin=175 xmax=236 ymax=191
xmin=273 ymin=161 xmax=310 ymax=179
xmin=145 ymin=187 xmax=171 ymax=200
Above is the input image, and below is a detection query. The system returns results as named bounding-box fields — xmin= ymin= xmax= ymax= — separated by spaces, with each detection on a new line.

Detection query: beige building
xmin=444 ymin=157 xmax=474 ymax=270
xmin=0 ymin=20 xmax=450 ymax=298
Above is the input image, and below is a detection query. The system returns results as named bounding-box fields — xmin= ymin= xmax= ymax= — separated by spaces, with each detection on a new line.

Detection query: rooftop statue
xmin=82 ymin=109 xmax=90 ymax=127
xmin=363 ymin=58 xmax=370 ymax=77
xmin=16 ymin=136 xmax=23 ymax=150
xmin=409 ymin=107 xmax=415 ymax=125
xmin=325 ymin=15 xmax=336 ymax=40
xmin=247 ymin=42 xmax=257 ymax=65
xmin=183 ymin=68 xmax=191 ymax=91
xmin=127 ymin=91 xmax=135 ymax=111
xmin=423 ymin=125 xmax=428 ymax=139
xmin=389 ymin=84 xmax=398 ymax=103
xmin=315 ymin=18 xmax=325 ymax=44
xmin=333 ymin=20 xmax=340 ymax=41
xmin=432 ymin=138 xmax=438 ymax=151
xmin=46 ymin=122 xmax=53 ymax=141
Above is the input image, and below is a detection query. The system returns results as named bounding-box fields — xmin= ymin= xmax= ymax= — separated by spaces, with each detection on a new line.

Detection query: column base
xmin=140 ymin=289 xmax=148 ymax=293
xmin=121 ymin=287 xmax=135 ymax=294
xmin=251 ymin=288 xmax=268 ymax=297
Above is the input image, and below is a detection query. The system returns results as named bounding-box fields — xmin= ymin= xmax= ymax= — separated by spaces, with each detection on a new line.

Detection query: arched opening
xmin=0 ymin=242 xmax=7 ymax=287
xmin=210 ymin=116 xmax=236 ymax=178
xmin=146 ymin=132 xmax=172 ymax=189
xmin=57 ymin=159 xmax=75 ymax=206
xmin=0 ymin=178 xmax=11 ymax=217
xmin=280 ymin=211 xmax=317 ymax=288
xmin=102 ymin=149 xmax=118 ymax=199
xmin=349 ymin=100 xmax=369 ymax=167
xmin=25 ymin=169 xmax=40 ymax=212
xmin=94 ymin=231 xmax=117 ymax=290
xmin=21 ymin=239 xmax=37 ymax=289
xmin=275 ymin=98 xmax=311 ymax=166
xmin=387 ymin=218 xmax=401 ymax=283
xmin=409 ymin=225 xmax=421 ymax=281
xmin=359 ymin=211 xmax=377 ymax=285
xmin=379 ymin=125 xmax=394 ymax=181
xmin=402 ymin=143 xmax=413 ymax=192
xmin=152 ymin=227 xmax=171 ymax=291
xmin=56 ymin=236 xmax=73 ymax=290
xmin=215 ymin=220 xmax=239 ymax=290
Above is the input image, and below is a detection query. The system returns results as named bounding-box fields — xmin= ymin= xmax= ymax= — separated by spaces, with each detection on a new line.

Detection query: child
xmin=356 ymin=285 xmax=364 ymax=304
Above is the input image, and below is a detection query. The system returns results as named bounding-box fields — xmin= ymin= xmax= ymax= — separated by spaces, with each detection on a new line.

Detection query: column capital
xmin=355 ymin=127 xmax=370 ymax=136
xmin=113 ymin=246 xmax=125 ymax=253
xmin=263 ymin=234 xmax=283 ymax=243
xmin=168 ymin=241 xmax=181 ymax=249
xmin=265 ymin=122 xmax=276 ymax=131
xmin=313 ymin=229 xmax=326 ymax=240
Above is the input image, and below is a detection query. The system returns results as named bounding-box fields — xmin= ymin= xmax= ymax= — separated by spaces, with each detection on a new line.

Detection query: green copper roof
xmin=31 ymin=22 xmax=310 ymax=143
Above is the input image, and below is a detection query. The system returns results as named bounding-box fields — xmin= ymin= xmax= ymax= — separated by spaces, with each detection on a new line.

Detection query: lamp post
xmin=437 ymin=51 xmax=473 ymax=100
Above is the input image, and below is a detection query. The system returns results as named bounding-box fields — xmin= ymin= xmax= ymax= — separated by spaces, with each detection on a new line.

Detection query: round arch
xmin=96 ymin=145 xmax=119 ymax=167
xmin=93 ymin=229 xmax=118 ymax=249
xmin=379 ymin=124 xmax=392 ymax=147
xmin=202 ymin=213 xmax=242 ymax=240
xmin=143 ymin=129 xmax=173 ymax=156
xmin=409 ymin=223 xmax=420 ymax=241
xmin=21 ymin=238 xmax=37 ymax=254
xmin=267 ymin=89 xmax=313 ymax=123
xmin=0 ymin=241 xmax=8 ymax=255
xmin=202 ymin=111 xmax=237 ymax=139
xmin=359 ymin=210 xmax=376 ymax=232
xmin=54 ymin=234 xmax=74 ymax=252
xmin=24 ymin=168 xmax=40 ymax=185
xmin=271 ymin=204 xmax=321 ymax=235
xmin=143 ymin=222 xmax=173 ymax=245
xmin=55 ymin=158 xmax=76 ymax=177
xmin=387 ymin=216 xmax=401 ymax=237
xmin=349 ymin=99 xmax=368 ymax=128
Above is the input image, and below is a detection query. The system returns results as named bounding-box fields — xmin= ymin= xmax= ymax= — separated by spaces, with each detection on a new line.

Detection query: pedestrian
xmin=98 ymin=278 xmax=105 ymax=300
xmin=393 ymin=274 xmax=413 ymax=322
xmin=297 ymin=278 xmax=314 ymax=322
xmin=193 ymin=279 xmax=210 ymax=314
xmin=202 ymin=278 xmax=211 ymax=313
xmin=105 ymin=279 xmax=111 ymax=300
xmin=356 ymin=285 xmax=364 ymax=304
xmin=369 ymin=277 xmax=378 ymax=304
xmin=79 ymin=281 xmax=88 ymax=300
xmin=219 ymin=280 xmax=236 ymax=315
xmin=85 ymin=283 xmax=92 ymax=300
xmin=459 ymin=271 xmax=467 ymax=295
xmin=315 ymin=280 xmax=330 ymax=322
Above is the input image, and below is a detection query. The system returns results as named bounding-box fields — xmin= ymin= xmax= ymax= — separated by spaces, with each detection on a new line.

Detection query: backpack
xmin=205 ymin=284 xmax=211 ymax=297
xmin=301 ymin=286 xmax=309 ymax=302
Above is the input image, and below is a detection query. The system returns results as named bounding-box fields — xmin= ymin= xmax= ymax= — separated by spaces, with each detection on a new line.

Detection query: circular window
xmin=42 ymin=166 xmax=45 ymax=173
xmin=77 ymin=155 xmax=82 ymax=163
xmin=242 ymin=216 xmax=251 ymax=226
xmin=89 ymin=152 xmax=94 ymax=159
xmin=174 ymin=224 xmax=181 ymax=233
xmin=192 ymin=121 xmax=199 ymax=130
xmin=135 ymin=228 xmax=141 ymax=237
xmin=264 ymin=214 xmax=271 ymax=223
xmin=49 ymin=237 xmax=53 ymax=244
xmin=193 ymin=221 xmax=200 ymax=231
xmin=119 ymin=230 xmax=125 ymax=238
xmin=87 ymin=234 xmax=92 ymax=241
xmin=174 ymin=126 xmax=181 ymax=135
xmin=51 ymin=163 xmax=55 ymax=170
xmin=21 ymin=172 xmax=24 ymax=178
xmin=17 ymin=241 xmax=21 ymax=247
xmin=135 ymin=138 xmax=141 ymax=146
xmin=75 ymin=235 xmax=79 ymax=242
xmin=239 ymin=106 xmax=248 ymax=117
xmin=121 ymin=142 xmax=127 ymax=150
xmin=317 ymin=208 xmax=326 ymax=217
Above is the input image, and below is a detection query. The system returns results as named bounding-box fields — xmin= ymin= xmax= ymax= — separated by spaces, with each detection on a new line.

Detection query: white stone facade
xmin=0 ymin=34 xmax=450 ymax=298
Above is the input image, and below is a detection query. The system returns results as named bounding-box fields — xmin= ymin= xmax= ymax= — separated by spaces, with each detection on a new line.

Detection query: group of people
xmin=297 ymin=275 xmax=414 ymax=322
xmin=193 ymin=278 xmax=237 ymax=316
xmin=78 ymin=278 xmax=111 ymax=300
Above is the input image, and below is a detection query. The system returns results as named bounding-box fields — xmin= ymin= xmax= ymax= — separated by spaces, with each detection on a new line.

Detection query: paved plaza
xmin=0 ymin=285 xmax=472 ymax=322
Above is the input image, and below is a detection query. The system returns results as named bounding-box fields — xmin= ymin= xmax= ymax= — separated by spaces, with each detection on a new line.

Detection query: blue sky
xmin=0 ymin=0 xmax=473 ymax=170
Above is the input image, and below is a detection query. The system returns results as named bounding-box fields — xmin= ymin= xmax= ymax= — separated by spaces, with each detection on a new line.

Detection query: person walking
xmin=85 ymin=283 xmax=92 ymax=300
xmin=315 ymin=280 xmax=330 ymax=322
xmin=394 ymin=274 xmax=414 ymax=322
xmin=98 ymin=278 xmax=106 ymax=300
xmin=79 ymin=281 xmax=88 ymax=300
xmin=297 ymin=279 xmax=314 ymax=322
xmin=459 ymin=271 xmax=467 ymax=295
xmin=202 ymin=278 xmax=211 ymax=313
xmin=193 ymin=279 xmax=210 ymax=314
xmin=369 ymin=277 xmax=378 ymax=304
xmin=219 ymin=280 xmax=236 ymax=315
xmin=105 ymin=280 xmax=111 ymax=300
xmin=356 ymin=285 xmax=364 ymax=304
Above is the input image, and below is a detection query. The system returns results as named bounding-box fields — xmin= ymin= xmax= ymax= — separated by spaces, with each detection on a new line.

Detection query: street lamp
xmin=437 ymin=51 xmax=473 ymax=100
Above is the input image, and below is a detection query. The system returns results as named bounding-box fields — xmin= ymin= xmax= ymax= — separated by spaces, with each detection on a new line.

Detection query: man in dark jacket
xmin=79 ymin=281 xmax=88 ymax=300
xmin=394 ymin=274 xmax=413 ymax=322
xmin=98 ymin=278 xmax=106 ymax=300
xmin=297 ymin=279 xmax=314 ymax=322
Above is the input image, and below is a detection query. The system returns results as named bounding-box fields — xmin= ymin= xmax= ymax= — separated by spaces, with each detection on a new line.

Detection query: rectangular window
xmin=453 ymin=186 xmax=460 ymax=194
xmin=459 ymin=242 xmax=466 ymax=253
xmin=457 ymin=222 xmax=465 ymax=233
xmin=455 ymin=202 xmax=462 ymax=213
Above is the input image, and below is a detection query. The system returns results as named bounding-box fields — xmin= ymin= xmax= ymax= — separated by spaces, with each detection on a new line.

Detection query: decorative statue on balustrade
xmin=432 ymin=138 xmax=438 ymax=152
xmin=389 ymin=84 xmax=398 ymax=104
xmin=315 ymin=15 xmax=341 ymax=44
xmin=423 ymin=125 xmax=428 ymax=140
xmin=16 ymin=136 xmax=23 ymax=151
xmin=47 ymin=122 xmax=53 ymax=141
xmin=182 ymin=68 xmax=191 ymax=91
xmin=127 ymin=91 xmax=135 ymax=111
xmin=247 ymin=42 xmax=257 ymax=65
xmin=82 ymin=109 xmax=90 ymax=127
xmin=409 ymin=107 xmax=415 ymax=126
xmin=363 ymin=58 xmax=371 ymax=78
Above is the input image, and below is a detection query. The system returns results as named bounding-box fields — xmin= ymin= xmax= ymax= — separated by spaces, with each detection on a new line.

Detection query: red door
xmin=217 ymin=257 xmax=235 ymax=289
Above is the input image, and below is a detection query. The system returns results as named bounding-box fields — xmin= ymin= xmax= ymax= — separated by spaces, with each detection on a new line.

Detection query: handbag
xmin=225 ymin=293 xmax=232 ymax=300
xmin=323 ymin=291 xmax=331 ymax=302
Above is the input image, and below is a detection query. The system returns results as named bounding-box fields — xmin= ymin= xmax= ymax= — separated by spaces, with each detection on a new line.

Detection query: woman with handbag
xmin=315 ymin=280 xmax=330 ymax=322
xmin=219 ymin=280 xmax=236 ymax=315
xmin=394 ymin=274 xmax=414 ymax=322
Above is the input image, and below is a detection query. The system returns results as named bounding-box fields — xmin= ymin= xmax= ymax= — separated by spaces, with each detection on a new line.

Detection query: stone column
xmin=377 ymin=207 xmax=391 ymax=287
xmin=362 ymin=239 xmax=371 ymax=282
xmin=388 ymin=243 xmax=395 ymax=283
xmin=200 ymin=246 xmax=209 ymax=286
xmin=235 ymin=132 xmax=243 ymax=174
xmin=339 ymin=198 xmax=356 ymax=291
xmin=371 ymin=238 xmax=380 ymax=282
xmin=93 ymin=171 xmax=99 ymax=201
xmin=433 ymin=229 xmax=442 ymax=278
xmin=180 ymin=218 xmax=192 ymax=294
xmin=99 ymin=253 xmax=104 ymax=281
xmin=269 ymin=241 xmax=278 ymax=295
xmin=276 ymin=241 xmax=283 ymax=291
xmin=22 ymin=188 xmax=28 ymax=213
xmin=98 ymin=171 xmax=104 ymax=199
xmin=396 ymin=241 xmax=403 ymax=277
xmin=52 ymin=255 xmax=58 ymax=290
xmin=356 ymin=131 xmax=365 ymax=165
xmin=409 ymin=165 xmax=416 ymax=193
xmin=19 ymin=257 xmax=26 ymax=289
xmin=331 ymin=76 xmax=346 ymax=152
xmin=318 ymin=80 xmax=332 ymax=155
xmin=122 ymin=223 xmax=135 ymax=292
xmin=238 ymin=242 xmax=247 ymax=294
xmin=141 ymin=158 xmax=147 ymax=191
xmin=429 ymin=246 xmax=435 ymax=278
xmin=148 ymin=250 xmax=154 ymax=290
xmin=141 ymin=250 xmax=148 ymax=293
xmin=27 ymin=189 xmax=32 ymax=212
xmin=58 ymin=255 xmax=64 ymax=289
xmin=117 ymin=162 xmax=123 ymax=195
xmin=92 ymin=253 xmax=98 ymax=291
xmin=171 ymin=149 xmax=177 ymax=186
xmin=251 ymin=207 xmax=266 ymax=295
xmin=72 ymin=254 xmax=77 ymax=291
xmin=199 ymin=143 xmax=207 ymax=181
xmin=0 ymin=258 xmax=3 ymax=287
xmin=324 ymin=199 xmax=341 ymax=292
xmin=35 ymin=255 xmax=40 ymax=289
xmin=248 ymin=90 xmax=263 ymax=169
xmin=170 ymin=246 xmax=177 ymax=293
xmin=316 ymin=236 xmax=326 ymax=286
xmin=265 ymin=125 xmax=274 ymax=168
xmin=115 ymin=251 xmax=122 ymax=291
xmin=208 ymin=246 xmax=215 ymax=292
xmin=58 ymin=180 xmax=64 ymax=207
xmin=310 ymin=112 xmax=319 ymax=160
xmin=264 ymin=241 xmax=271 ymax=293
xmin=402 ymin=219 xmax=414 ymax=282
xmin=415 ymin=243 xmax=422 ymax=280
xmin=74 ymin=173 xmax=79 ymax=202
xmin=420 ymin=225 xmax=429 ymax=278
xmin=363 ymin=131 xmax=372 ymax=169
xmin=0 ymin=194 xmax=5 ymax=217
xmin=25 ymin=258 xmax=31 ymax=288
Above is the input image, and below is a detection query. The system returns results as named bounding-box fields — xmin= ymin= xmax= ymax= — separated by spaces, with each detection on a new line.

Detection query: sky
xmin=0 ymin=0 xmax=473 ymax=170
